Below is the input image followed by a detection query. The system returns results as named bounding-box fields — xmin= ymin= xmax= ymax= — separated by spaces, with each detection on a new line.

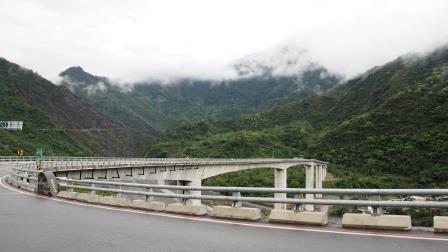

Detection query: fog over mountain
xmin=1 ymin=0 xmax=448 ymax=83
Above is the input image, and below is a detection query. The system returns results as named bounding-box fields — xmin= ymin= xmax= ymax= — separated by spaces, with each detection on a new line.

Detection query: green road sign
xmin=36 ymin=148 xmax=43 ymax=161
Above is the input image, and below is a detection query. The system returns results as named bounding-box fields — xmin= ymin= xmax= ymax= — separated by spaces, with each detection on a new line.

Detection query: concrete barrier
xmin=98 ymin=196 xmax=130 ymax=207
xmin=86 ymin=195 xmax=100 ymax=203
xmin=269 ymin=210 xmax=328 ymax=225
xmin=76 ymin=193 xmax=100 ymax=203
xmin=131 ymin=200 xmax=165 ymax=211
xmin=165 ymin=203 xmax=207 ymax=216
xmin=7 ymin=177 xmax=15 ymax=186
xmin=21 ymin=183 xmax=35 ymax=192
xmin=342 ymin=213 xmax=411 ymax=231
xmin=15 ymin=181 xmax=34 ymax=192
xmin=433 ymin=216 xmax=448 ymax=233
xmin=211 ymin=206 xmax=261 ymax=221
xmin=57 ymin=191 xmax=79 ymax=200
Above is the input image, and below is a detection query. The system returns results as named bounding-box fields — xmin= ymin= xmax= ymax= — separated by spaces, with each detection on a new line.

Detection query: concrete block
xmin=21 ymin=183 xmax=35 ymax=192
xmin=57 ymin=191 xmax=79 ymax=200
xmin=211 ymin=206 xmax=261 ymax=221
xmin=16 ymin=182 xmax=32 ymax=192
xmin=130 ymin=200 xmax=165 ymax=211
xmin=86 ymin=195 xmax=100 ymax=203
xmin=269 ymin=209 xmax=328 ymax=225
xmin=165 ymin=203 xmax=207 ymax=216
xmin=342 ymin=213 xmax=411 ymax=231
xmin=434 ymin=216 xmax=448 ymax=233
xmin=76 ymin=193 xmax=90 ymax=201
xmin=98 ymin=196 xmax=130 ymax=207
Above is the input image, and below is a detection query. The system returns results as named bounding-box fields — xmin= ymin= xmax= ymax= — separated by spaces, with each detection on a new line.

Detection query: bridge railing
xmin=56 ymin=178 xmax=448 ymax=209
xmin=0 ymin=156 xmax=36 ymax=162
xmin=1 ymin=156 xmax=327 ymax=172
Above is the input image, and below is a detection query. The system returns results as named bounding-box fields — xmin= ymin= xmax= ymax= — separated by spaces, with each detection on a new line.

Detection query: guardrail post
xmin=370 ymin=194 xmax=382 ymax=215
xmin=232 ymin=192 xmax=242 ymax=208
xmin=145 ymin=188 xmax=154 ymax=202
xmin=293 ymin=193 xmax=304 ymax=211
xmin=68 ymin=181 xmax=74 ymax=192
xmin=116 ymin=185 xmax=122 ymax=198
xmin=90 ymin=183 xmax=96 ymax=195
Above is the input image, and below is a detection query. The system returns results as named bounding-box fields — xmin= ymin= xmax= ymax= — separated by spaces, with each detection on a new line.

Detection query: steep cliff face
xmin=0 ymin=58 xmax=154 ymax=156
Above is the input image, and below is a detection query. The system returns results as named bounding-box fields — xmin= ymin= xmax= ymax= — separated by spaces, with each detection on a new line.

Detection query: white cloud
xmin=0 ymin=0 xmax=447 ymax=82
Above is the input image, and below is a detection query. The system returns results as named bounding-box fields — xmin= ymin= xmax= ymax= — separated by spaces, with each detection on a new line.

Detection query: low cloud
xmin=1 ymin=0 xmax=448 ymax=83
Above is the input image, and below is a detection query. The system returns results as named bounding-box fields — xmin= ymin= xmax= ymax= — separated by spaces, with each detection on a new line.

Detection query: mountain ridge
xmin=58 ymin=58 xmax=342 ymax=130
xmin=0 ymin=57 xmax=155 ymax=156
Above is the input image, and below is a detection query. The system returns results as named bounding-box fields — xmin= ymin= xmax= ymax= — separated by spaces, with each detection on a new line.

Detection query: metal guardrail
xmin=57 ymin=178 xmax=448 ymax=196
xmin=6 ymin=165 xmax=448 ymax=210
xmin=56 ymin=178 xmax=448 ymax=209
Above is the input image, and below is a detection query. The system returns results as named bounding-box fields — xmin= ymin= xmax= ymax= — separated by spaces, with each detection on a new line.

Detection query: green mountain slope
xmin=59 ymin=64 xmax=341 ymax=131
xmin=147 ymin=47 xmax=448 ymax=187
xmin=0 ymin=58 xmax=154 ymax=156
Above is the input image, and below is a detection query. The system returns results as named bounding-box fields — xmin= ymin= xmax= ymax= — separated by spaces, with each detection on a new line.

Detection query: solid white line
xmin=1 ymin=175 xmax=447 ymax=242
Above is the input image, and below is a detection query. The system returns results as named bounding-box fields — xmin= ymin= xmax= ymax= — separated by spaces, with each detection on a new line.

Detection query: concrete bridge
xmin=12 ymin=157 xmax=328 ymax=210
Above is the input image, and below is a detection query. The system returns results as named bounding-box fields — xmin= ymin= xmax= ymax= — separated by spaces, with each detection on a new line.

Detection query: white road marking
xmin=1 ymin=175 xmax=447 ymax=242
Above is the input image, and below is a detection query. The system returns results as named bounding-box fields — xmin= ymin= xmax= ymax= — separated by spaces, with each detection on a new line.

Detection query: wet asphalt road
xmin=0 ymin=164 xmax=447 ymax=252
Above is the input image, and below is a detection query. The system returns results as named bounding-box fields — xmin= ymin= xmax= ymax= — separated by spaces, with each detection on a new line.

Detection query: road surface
xmin=0 ymin=164 xmax=447 ymax=252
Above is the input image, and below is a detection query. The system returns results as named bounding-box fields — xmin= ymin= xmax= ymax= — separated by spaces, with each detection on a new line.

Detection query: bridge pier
xmin=323 ymin=164 xmax=327 ymax=180
xmin=315 ymin=165 xmax=323 ymax=198
xmin=185 ymin=179 xmax=202 ymax=206
xmin=274 ymin=169 xmax=287 ymax=210
xmin=305 ymin=164 xmax=315 ymax=211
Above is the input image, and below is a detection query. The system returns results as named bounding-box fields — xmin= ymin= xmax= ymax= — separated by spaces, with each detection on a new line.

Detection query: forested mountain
xmin=147 ymin=46 xmax=448 ymax=187
xmin=59 ymin=54 xmax=342 ymax=131
xmin=0 ymin=58 xmax=155 ymax=156
xmin=3 ymin=43 xmax=447 ymax=189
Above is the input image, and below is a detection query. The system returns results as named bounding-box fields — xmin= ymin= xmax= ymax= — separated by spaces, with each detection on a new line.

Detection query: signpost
xmin=36 ymin=148 xmax=43 ymax=161
xmin=36 ymin=148 xmax=43 ymax=171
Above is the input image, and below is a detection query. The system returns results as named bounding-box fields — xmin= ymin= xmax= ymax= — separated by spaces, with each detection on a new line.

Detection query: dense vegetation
xmin=60 ymin=65 xmax=341 ymax=131
xmin=147 ymin=47 xmax=448 ymax=189
xmin=0 ymin=58 xmax=153 ymax=156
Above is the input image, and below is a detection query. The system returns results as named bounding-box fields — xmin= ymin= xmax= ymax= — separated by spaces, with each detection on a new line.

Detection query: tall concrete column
xmin=317 ymin=165 xmax=323 ymax=198
xmin=274 ymin=168 xmax=287 ymax=210
xmin=186 ymin=179 xmax=202 ymax=206
xmin=314 ymin=165 xmax=318 ymax=199
xmin=305 ymin=164 xmax=315 ymax=211
xmin=176 ymin=180 xmax=185 ymax=203
xmin=324 ymin=165 xmax=327 ymax=180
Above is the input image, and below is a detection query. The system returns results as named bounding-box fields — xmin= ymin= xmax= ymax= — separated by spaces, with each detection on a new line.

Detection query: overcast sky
xmin=1 ymin=0 xmax=448 ymax=82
